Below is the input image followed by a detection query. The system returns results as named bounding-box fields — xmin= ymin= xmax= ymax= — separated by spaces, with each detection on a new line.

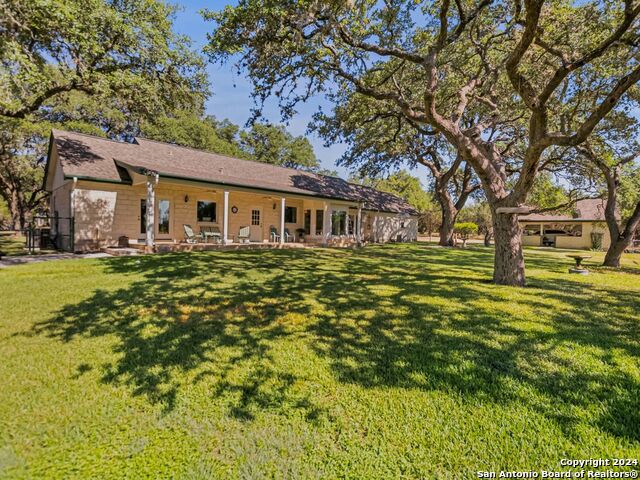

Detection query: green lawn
xmin=0 ymin=244 xmax=639 ymax=478
xmin=0 ymin=232 xmax=27 ymax=256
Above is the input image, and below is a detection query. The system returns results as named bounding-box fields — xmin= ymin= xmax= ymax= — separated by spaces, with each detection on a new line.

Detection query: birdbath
xmin=567 ymin=254 xmax=592 ymax=275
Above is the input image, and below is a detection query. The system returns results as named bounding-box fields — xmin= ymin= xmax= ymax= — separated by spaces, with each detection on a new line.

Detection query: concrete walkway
xmin=0 ymin=252 xmax=111 ymax=268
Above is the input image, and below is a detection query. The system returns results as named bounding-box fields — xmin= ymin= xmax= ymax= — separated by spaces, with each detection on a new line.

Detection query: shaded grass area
xmin=0 ymin=232 xmax=26 ymax=256
xmin=0 ymin=244 xmax=638 ymax=478
xmin=0 ymin=232 xmax=57 ymax=257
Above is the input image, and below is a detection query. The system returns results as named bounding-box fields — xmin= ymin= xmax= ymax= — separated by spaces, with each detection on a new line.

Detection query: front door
xmin=250 ymin=208 xmax=263 ymax=242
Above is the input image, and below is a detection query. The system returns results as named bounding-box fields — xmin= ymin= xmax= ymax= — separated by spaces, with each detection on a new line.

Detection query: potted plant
xmin=296 ymin=228 xmax=306 ymax=242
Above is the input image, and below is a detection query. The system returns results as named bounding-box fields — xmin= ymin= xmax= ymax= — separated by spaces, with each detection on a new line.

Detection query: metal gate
xmin=25 ymin=214 xmax=74 ymax=253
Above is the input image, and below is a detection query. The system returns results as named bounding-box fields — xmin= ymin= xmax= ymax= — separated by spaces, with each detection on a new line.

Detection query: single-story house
xmin=518 ymin=199 xmax=612 ymax=250
xmin=44 ymin=129 xmax=418 ymax=252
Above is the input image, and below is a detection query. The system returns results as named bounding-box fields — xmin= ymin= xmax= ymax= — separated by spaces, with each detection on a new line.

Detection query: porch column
xmin=310 ymin=206 xmax=316 ymax=238
xmin=280 ymin=197 xmax=285 ymax=244
xmin=223 ymin=190 xmax=230 ymax=244
xmin=356 ymin=204 xmax=362 ymax=244
xmin=146 ymin=172 xmax=158 ymax=251
xmin=323 ymin=202 xmax=331 ymax=242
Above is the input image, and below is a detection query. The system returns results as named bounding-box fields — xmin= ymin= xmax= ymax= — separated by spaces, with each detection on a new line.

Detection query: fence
xmin=25 ymin=214 xmax=74 ymax=253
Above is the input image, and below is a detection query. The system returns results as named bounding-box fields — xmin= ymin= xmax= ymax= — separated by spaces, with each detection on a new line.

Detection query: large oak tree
xmin=316 ymin=100 xmax=480 ymax=246
xmin=0 ymin=0 xmax=208 ymax=119
xmin=0 ymin=0 xmax=209 ymax=229
xmin=204 ymin=0 xmax=640 ymax=286
xmin=576 ymin=134 xmax=640 ymax=268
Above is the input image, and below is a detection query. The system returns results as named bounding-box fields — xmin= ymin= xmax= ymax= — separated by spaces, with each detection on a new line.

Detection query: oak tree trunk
xmin=601 ymin=185 xmax=640 ymax=268
xmin=603 ymin=237 xmax=630 ymax=268
xmin=483 ymin=232 xmax=492 ymax=247
xmin=8 ymin=190 xmax=26 ymax=231
xmin=492 ymin=211 xmax=526 ymax=286
xmin=438 ymin=198 xmax=457 ymax=247
xmin=602 ymin=210 xmax=640 ymax=268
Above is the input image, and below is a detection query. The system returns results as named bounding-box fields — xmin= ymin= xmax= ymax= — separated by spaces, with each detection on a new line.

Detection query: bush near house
xmin=0 ymin=244 xmax=638 ymax=478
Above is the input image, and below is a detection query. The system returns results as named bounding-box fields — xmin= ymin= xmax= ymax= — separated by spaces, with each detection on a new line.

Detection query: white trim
xmin=280 ymin=197 xmax=286 ymax=244
xmin=223 ymin=190 xmax=230 ymax=244
xmin=145 ymin=173 xmax=158 ymax=248
xmin=356 ymin=204 xmax=362 ymax=244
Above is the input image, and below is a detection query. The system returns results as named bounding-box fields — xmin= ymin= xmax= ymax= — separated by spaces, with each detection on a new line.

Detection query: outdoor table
xmin=567 ymin=254 xmax=592 ymax=274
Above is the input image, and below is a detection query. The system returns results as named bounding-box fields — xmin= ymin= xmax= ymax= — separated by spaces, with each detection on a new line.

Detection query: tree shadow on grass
xmin=29 ymin=245 xmax=640 ymax=442
xmin=30 ymin=250 xmax=327 ymax=419
xmin=307 ymin=245 xmax=640 ymax=441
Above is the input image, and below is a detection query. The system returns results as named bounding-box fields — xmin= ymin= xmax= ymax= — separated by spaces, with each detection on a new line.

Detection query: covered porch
xmin=520 ymin=221 xmax=608 ymax=250
xmin=134 ymin=170 xmax=365 ymax=252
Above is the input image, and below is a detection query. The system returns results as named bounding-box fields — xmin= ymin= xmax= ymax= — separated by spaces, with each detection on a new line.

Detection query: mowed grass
xmin=0 ymin=244 xmax=638 ymax=478
xmin=0 ymin=232 xmax=27 ymax=256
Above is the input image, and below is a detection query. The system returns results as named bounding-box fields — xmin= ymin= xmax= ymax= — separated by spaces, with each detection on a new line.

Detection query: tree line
xmin=0 ymin=0 xmax=325 ymax=232
xmin=204 ymin=0 xmax=640 ymax=285
xmin=1 ymin=0 xmax=639 ymax=287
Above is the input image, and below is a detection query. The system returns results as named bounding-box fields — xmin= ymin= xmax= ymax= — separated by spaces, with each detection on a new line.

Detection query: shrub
xmin=454 ymin=222 xmax=479 ymax=247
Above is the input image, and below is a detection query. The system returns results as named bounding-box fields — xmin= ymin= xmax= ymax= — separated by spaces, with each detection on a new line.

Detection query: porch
xmin=108 ymin=240 xmax=315 ymax=255
xmin=79 ymin=171 xmax=366 ymax=253
xmin=520 ymin=221 xmax=608 ymax=250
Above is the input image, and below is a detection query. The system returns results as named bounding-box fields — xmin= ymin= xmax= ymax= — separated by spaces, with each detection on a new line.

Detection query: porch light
xmin=184 ymin=195 xmax=189 ymax=203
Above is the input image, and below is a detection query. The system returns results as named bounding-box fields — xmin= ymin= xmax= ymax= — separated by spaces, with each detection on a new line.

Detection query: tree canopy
xmin=315 ymin=87 xmax=480 ymax=245
xmin=0 ymin=0 xmax=209 ymax=229
xmin=0 ymin=0 xmax=208 ymax=119
xmin=526 ymin=173 xmax=570 ymax=212
xmin=352 ymin=170 xmax=436 ymax=213
xmin=240 ymin=123 xmax=319 ymax=170
xmin=204 ymin=0 xmax=640 ymax=286
xmin=140 ymin=111 xmax=247 ymax=159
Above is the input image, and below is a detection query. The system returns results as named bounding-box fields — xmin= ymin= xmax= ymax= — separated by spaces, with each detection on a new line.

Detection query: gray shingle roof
xmin=50 ymin=129 xmax=418 ymax=215
xmin=519 ymin=199 xmax=610 ymax=222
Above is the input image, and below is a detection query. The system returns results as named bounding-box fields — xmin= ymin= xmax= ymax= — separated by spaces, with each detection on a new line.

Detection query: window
xmin=348 ymin=214 xmax=355 ymax=235
xmin=568 ymin=224 xmax=583 ymax=237
xmin=158 ymin=200 xmax=170 ymax=234
xmin=545 ymin=223 xmax=582 ymax=237
xmin=523 ymin=224 xmax=541 ymax=236
xmin=331 ymin=210 xmax=347 ymax=236
xmin=251 ymin=209 xmax=260 ymax=226
xmin=304 ymin=210 xmax=311 ymax=235
xmin=285 ymin=206 xmax=297 ymax=223
xmin=315 ymin=210 xmax=324 ymax=235
xmin=197 ymin=201 xmax=216 ymax=222
xmin=140 ymin=199 xmax=146 ymax=234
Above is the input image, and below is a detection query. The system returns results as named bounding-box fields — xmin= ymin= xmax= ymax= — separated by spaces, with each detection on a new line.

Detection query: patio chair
xmin=200 ymin=225 xmax=222 ymax=243
xmin=284 ymin=228 xmax=295 ymax=242
xmin=183 ymin=224 xmax=203 ymax=244
xmin=269 ymin=226 xmax=280 ymax=243
xmin=238 ymin=226 xmax=251 ymax=243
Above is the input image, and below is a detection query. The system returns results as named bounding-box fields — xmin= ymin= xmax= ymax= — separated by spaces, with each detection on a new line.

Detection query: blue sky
xmin=172 ymin=1 xmax=353 ymax=179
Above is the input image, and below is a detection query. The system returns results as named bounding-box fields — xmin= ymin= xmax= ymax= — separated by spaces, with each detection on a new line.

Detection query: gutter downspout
xmin=70 ymin=177 xmax=78 ymax=252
